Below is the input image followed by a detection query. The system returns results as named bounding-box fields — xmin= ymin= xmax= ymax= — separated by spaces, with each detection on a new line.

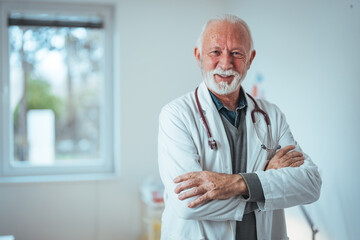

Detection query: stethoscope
xmin=195 ymin=87 xmax=281 ymax=158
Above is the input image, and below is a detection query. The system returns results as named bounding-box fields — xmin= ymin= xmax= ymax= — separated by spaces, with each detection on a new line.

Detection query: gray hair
xmin=196 ymin=14 xmax=254 ymax=56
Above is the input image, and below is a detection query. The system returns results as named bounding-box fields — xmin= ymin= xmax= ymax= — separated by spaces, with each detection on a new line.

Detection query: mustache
xmin=211 ymin=68 xmax=240 ymax=77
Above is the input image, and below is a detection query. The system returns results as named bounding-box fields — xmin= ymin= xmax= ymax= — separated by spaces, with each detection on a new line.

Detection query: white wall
xmin=0 ymin=0 xmax=225 ymax=239
xmin=1 ymin=0 xmax=359 ymax=239
xmin=226 ymin=0 xmax=360 ymax=239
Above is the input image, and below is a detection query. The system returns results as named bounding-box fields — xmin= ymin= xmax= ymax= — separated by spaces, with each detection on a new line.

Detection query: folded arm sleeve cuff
xmin=240 ymin=173 xmax=265 ymax=202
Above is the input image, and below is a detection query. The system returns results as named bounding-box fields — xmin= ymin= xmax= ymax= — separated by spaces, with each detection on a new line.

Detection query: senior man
xmin=158 ymin=14 xmax=321 ymax=240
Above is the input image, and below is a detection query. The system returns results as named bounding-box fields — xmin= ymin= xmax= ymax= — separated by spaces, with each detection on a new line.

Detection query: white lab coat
xmin=158 ymin=82 xmax=321 ymax=240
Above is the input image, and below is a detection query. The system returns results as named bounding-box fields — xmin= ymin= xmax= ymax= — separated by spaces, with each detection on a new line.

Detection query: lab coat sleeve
xmin=255 ymin=105 xmax=322 ymax=211
xmin=158 ymin=104 xmax=246 ymax=221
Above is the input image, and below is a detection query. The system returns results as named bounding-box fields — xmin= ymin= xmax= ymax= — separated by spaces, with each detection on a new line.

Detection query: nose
xmin=218 ymin=52 xmax=233 ymax=70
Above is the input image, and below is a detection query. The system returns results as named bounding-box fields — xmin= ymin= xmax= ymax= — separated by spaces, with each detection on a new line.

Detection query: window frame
xmin=0 ymin=1 xmax=120 ymax=182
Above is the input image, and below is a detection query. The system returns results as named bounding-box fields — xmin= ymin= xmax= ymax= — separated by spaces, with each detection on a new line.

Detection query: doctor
xmin=158 ymin=14 xmax=321 ymax=240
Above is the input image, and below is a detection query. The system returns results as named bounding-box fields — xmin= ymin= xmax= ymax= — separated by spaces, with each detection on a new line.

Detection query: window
xmin=0 ymin=2 xmax=118 ymax=182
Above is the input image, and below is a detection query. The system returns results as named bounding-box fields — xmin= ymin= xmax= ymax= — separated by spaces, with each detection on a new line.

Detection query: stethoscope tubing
xmin=195 ymin=87 xmax=217 ymax=150
xmin=195 ymin=87 xmax=280 ymax=153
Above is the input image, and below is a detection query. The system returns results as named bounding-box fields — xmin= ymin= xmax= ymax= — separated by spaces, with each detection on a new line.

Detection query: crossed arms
xmin=158 ymin=104 xmax=321 ymax=221
xmin=174 ymin=145 xmax=305 ymax=208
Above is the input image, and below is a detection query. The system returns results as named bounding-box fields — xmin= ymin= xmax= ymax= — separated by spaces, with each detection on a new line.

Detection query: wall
xmin=0 ymin=0 xmax=225 ymax=239
xmin=225 ymin=0 xmax=360 ymax=239
xmin=1 ymin=0 xmax=359 ymax=239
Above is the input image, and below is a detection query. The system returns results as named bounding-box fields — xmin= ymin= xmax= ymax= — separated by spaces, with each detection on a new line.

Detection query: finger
xmin=290 ymin=159 xmax=304 ymax=167
xmin=188 ymin=193 xmax=211 ymax=208
xmin=178 ymin=187 xmax=205 ymax=200
xmin=281 ymin=154 xmax=304 ymax=163
xmin=274 ymin=145 xmax=296 ymax=158
xmin=174 ymin=171 xmax=198 ymax=183
xmin=281 ymin=157 xmax=304 ymax=167
xmin=286 ymin=151 xmax=303 ymax=158
xmin=174 ymin=179 xmax=198 ymax=194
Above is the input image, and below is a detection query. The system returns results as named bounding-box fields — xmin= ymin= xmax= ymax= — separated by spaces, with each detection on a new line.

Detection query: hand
xmin=266 ymin=145 xmax=304 ymax=170
xmin=173 ymin=171 xmax=248 ymax=208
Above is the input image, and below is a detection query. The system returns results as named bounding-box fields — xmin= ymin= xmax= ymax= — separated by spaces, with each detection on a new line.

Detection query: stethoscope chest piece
xmin=208 ymin=137 xmax=217 ymax=150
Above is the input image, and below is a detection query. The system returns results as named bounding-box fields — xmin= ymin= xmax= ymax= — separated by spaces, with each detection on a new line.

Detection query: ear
xmin=194 ymin=47 xmax=201 ymax=68
xmin=247 ymin=49 xmax=256 ymax=69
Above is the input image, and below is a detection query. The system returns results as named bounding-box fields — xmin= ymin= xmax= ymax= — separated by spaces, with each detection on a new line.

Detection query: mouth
xmin=214 ymin=74 xmax=234 ymax=82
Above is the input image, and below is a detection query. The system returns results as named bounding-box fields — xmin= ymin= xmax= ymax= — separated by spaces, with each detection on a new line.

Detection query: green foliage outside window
xmin=13 ymin=76 xmax=63 ymax=125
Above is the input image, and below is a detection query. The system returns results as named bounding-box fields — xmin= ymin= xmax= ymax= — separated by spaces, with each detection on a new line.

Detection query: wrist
xmin=235 ymin=174 xmax=249 ymax=196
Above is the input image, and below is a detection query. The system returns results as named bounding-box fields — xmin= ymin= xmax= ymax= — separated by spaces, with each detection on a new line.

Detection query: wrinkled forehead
xmin=202 ymin=21 xmax=251 ymax=52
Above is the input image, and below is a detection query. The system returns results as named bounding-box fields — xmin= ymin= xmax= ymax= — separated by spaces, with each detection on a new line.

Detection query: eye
xmin=209 ymin=50 xmax=220 ymax=56
xmin=232 ymin=51 xmax=245 ymax=58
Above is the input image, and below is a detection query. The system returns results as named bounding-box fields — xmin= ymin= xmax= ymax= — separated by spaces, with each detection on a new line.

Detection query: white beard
xmin=202 ymin=67 xmax=246 ymax=95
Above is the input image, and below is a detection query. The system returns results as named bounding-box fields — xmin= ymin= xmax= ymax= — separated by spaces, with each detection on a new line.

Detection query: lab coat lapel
xmin=197 ymin=82 xmax=232 ymax=174
xmin=245 ymin=93 xmax=268 ymax=172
